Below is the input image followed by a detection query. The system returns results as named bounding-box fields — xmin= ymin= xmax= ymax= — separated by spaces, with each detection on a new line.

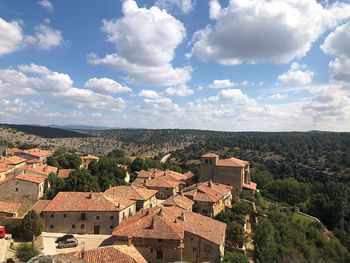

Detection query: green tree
xmin=64 ymin=169 xmax=100 ymax=192
xmin=254 ymin=218 xmax=278 ymax=263
xmin=224 ymin=252 xmax=248 ymax=263
xmin=21 ymin=210 xmax=42 ymax=240
xmin=130 ymin=157 xmax=144 ymax=173
xmin=107 ymin=149 xmax=125 ymax=158
xmin=16 ymin=244 xmax=39 ymax=262
xmin=226 ymin=222 xmax=246 ymax=249
xmin=45 ymin=172 xmax=65 ymax=199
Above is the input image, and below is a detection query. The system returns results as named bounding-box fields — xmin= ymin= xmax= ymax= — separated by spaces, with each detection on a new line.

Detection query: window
xmin=81 ymin=224 xmax=85 ymax=229
xmin=51 ymin=214 xmax=54 ymax=218
xmin=72 ymin=224 xmax=75 ymax=229
xmin=110 ymin=215 xmax=114 ymax=220
xmin=157 ymin=239 xmax=162 ymax=243
xmin=96 ymin=216 xmax=100 ymax=220
xmin=156 ymin=250 xmax=163 ymax=260
xmin=15 ymin=188 xmax=18 ymax=192
xmin=150 ymin=248 xmax=153 ymax=253
xmin=209 ymin=159 xmax=212 ymax=164
xmin=109 ymin=225 xmax=113 ymax=229
xmin=50 ymin=225 xmax=54 ymax=229
xmin=63 ymin=214 xmax=66 ymax=218
xmin=81 ymin=213 xmax=86 ymax=220
xmin=193 ymin=247 xmax=197 ymax=252
xmin=205 ymin=159 xmax=208 ymax=164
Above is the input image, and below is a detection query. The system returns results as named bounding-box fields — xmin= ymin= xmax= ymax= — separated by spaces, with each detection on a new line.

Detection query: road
xmin=160 ymin=153 xmax=171 ymax=163
xmin=42 ymin=232 xmax=112 ymax=255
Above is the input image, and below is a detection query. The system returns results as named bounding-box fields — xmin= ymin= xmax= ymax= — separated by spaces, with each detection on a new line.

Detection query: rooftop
xmin=81 ymin=154 xmax=99 ymax=160
xmin=183 ymin=181 xmax=232 ymax=203
xmin=16 ymin=173 xmax=46 ymax=184
xmin=113 ymin=206 xmax=226 ymax=246
xmin=201 ymin=153 xmax=219 ymax=158
xmin=0 ymin=200 xmax=21 ymax=215
xmin=0 ymin=156 xmax=27 ymax=165
xmin=44 ymin=192 xmax=136 ymax=212
xmin=31 ymin=200 xmax=51 ymax=214
xmin=162 ymin=193 xmax=194 ymax=210
xmin=216 ymin=157 xmax=249 ymax=168
xmin=22 ymin=148 xmax=53 ymax=158
xmin=24 ymin=164 xmax=58 ymax=176
xmin=145 ymin=177 xmax=181 ymax=188
xmin=104 ymin=185 xmax=158 ymax=201
xmin=57 ymin=168 xmax=74 ymax=179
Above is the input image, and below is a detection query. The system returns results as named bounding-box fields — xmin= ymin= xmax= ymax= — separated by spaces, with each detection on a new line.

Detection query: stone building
xmin=43 ymin=192 xmax=137 ymax=235
xmin=113 ymin=206 xmax=226 ymax=263
xmin=182 ymin=181 xmax=232 ymax=218
xmin=0 ymin=173 xmax=46 ymax=201
xmin=200 ymin=153 xmax=257 ymax=199
xmin=0 ymin=201 xmax=21 ymax=218
xmin=163 ymin=192 xmax=194 ymax=211
xmin=144 ymin=177 xmax=181 ymax=199
xmin=7 ymin=148 xmax=53 ymax=164
xmin=81 ymin=154 xmax=99 ymax=169
xmin=104 ymin=185 xmax=158 ymax=211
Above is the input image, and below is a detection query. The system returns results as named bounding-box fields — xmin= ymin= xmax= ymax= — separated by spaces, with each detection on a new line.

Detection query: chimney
xmin=127 ymin=236 xmax=133 ymax=246
xmin=149 ymin=218 xmax=155 ymax=229
xmin=158 ymin=207 xmax=164 ymax=217
xmin=178 ymin=212 xmax=185 ymax=221
xmin=208 ymin=180 xmax=213 ymax=187
xmin=88 ymin=192 xmax=93 ymax=199
xmin=116 ymin=203 xmax=120 ymax=209
xmin=32 ymin=164 xmax=36 ymax=169
xmin=180 ymin=190 xmax=184 ymax=196
xmin=81 ymin=249 xmax=85 ymax=259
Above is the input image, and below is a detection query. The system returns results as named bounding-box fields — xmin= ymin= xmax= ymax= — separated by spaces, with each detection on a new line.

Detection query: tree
xmin=21 ymin=210 xmax=42 ymax=240
xmin=107 ymin=149 xmax=125 ymax=158
xmin=16 ymin=244 xmax=39 ymax=262
xmin=226 ymin=222 xmax=246 ymax=249
xmin=45 ymin=172 xmax=65 ymax=199
xmin=47 ymin=147 xmax=82 ymax=169
xmin=64 ymin=169 xmax=100 ymax=192
xmin=254 ymin=218 xmax=278 ymax=263
xmin=224 ymin=252 xmax=248 ymax=263
xmin=130 ymin=157 xmax=144 ymax=173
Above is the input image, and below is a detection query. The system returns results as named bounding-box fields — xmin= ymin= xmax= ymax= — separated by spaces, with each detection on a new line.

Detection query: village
xmin=0 ymin=147 xmax=257 ymax=263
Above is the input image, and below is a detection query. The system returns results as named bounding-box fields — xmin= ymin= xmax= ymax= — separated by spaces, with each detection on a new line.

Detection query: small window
xmin=81 ymin=213 xmax=86 ymax=220
xmin=81 ymin=224 xmax=85 ymax=229
xmin=72 ymin=224 xmax=75 ymax=229
xmin=15 ymin=187 xmax=19 ymax=192
xmin=110 ymin=215 xmax=114 ymax=220
xmin=63 ymin=214 xmax=66 ymax=218
xmin=109 ymin=225 xmax=113 ymax=229
xmin=156 ymin=250 xmax=163 ymax=260
xmin=205 ymin=159 xmax=208 ymax=164
xmin=209 ymin=159 xmax=212 ymax=164
xmin=157 ymin=239 xmax=162 ymax=243
xmin=150 ymin=248 xmax=153 ymax=253
xmin=51 ymin=214 xmax=54 ymax=218
xmin=50 ymin=225 xmax=54 ymax=229
xmin=96 ymin=216 xmax=100 ymax=220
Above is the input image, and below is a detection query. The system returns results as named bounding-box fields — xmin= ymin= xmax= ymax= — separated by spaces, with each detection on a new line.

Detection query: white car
xmin=57 ymin=238 xmax=78 ymax=249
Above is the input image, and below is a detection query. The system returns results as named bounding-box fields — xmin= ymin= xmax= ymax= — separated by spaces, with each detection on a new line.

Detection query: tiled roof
xmin=0 ymin=163 xmax=13 ymax=173
xmin=24 ymin=164 xmax=58 ymax=176
xmin=216 ymin=157 xmax=248 ymax=168
xmin=0 ymin=200 xmax=21 ymax=214
xmin=137 ymin=169 xmax=192 ymax=181
xmin=31 ymin=200 xmax=51 ymax=214
xmin=4 ymin=148 xmax=22 ymax=156
xmin=22 ymin=148 xmax=53 ymax=157
xmin=58 ymin=169 xmax=74 ymax=179
xmin=81 ymin=155 xmax=99 ymax=160
xmin=113 ymin=206 xmax=226 ymax=246
xmin=72 ymin=245 xmax=147 ymax=263
xmin=16 ymin=173 xmax=46 ymax=184
xmin=201 ymin=153 xmax=219 ymax=158
xmin=104 ymin=186 xmax=157 ymax=201
xmin=183 ymin=181 xmax=232 ymax=203
xmin=243 ymin=182 xmax=257 ymax=191
xmin=145 ymin=177 xmax=180 ymax=188
xmin=44 ymin=192 xmax=135 ymax=212
xmin=163 ymin=193 xmax=194 ymax=210
xmin=0 ymin=156 xmax=27 ymax=165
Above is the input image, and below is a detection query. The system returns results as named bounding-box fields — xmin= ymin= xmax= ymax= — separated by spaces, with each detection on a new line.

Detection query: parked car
xmin=0 ymin=226 xmax=5 ymax=238
xmin=55 ymin=234 xmax=75 ymax=243
xmin=57 ymin=238 xmax=78 ymax=249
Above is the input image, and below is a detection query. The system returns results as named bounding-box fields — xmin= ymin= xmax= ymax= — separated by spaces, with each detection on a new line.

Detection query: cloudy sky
xmin=1 ymin=0 xmax=350 ymax=131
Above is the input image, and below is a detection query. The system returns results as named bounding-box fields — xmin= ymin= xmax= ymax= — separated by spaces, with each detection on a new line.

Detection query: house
xmin=113 ymin=206 xmax=226 ymax=263
xmin=57 ymin=168 xmax=74 ymax=179
xmin=182 ymin=181 xmax=232 ymax=218
xmin=31 ymin=199 xmax=51 ymax=218
xmin=163 ymin=192 xmax=194 ymax=211
xmin=0 ymin=201 xmax=21 ymax=218
xmin=200 ymin=153 xmax=257 ymax=199
xmin=0 ymin=156 xmax=27 ymax=169
xmin=43 ymin=192 xmax=137 ymax=235
xmin=14 ymin=148 xmax=53 ymax=164
xmin=0 ymin=163 xmax=14 ymax=181
xmin=23 ymin=164 xmax=58 ymax=177
xmin=71 ymin=245 xmax=147 ymax=263
xmin=0 ymin=173 xmax=47 ymax=201
xmin=104 ymin=186 xmax=158 ymax=211
xmin=81 ymin=155 xmax=99 ymax=169
xmin=144 ymin=177 xmax=181 ymax=199
xmin=133 ymin=169 xmax=193 ymax=187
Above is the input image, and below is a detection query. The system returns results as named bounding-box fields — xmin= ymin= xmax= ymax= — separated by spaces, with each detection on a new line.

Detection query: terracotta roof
xmin=24 ymin=164 xmax=58 ymax=176
xmin=0 ymin=163 xmax=13 ymax=173
xmin=113 ymin=206 xmax=226 ymax=246
xmin=58 ymin=169 xmax=74 ymax=179
xmin=0 ymin=201 xmax=21 ymax=215
xmin=216 ymin=157 xmax=248 ymax=168
xmin=72 ymin=245 xmax=147 ymax=263
xmin=0 ymin=156 xmax=27 ymax=165
xmin=44 ymin=192 xmax=135 ymax=212
xmin=145 ymin=177 xmax=180 ymax=189
xmin=4 ymin=148 xmax=22 ymax=156
xmin=201 ymin=153 xmax=219 ymax=158
xmin=16 ymin=173 xmax=46 ymax=184
xmin=105 ymin=186 xmax=157 ymax=201
xmin=31 ymin=200 xmax=51 ymax=214
xmin=137 ymin=169 xmax=192 ymax=181
xmin=22 ymin=148 xmax=53 ymax=158
xmin=183 ymin=181 xmax=232 ymax=203
xmin=81 ymin=155 xmax=99 ymax=160
xmin=243 ymin=182 xmax=257 ymax=191
xmin=163 ymin=193 xmax=194 ymax=210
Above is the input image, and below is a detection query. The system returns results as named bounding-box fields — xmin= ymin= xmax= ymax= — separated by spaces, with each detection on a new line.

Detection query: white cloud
xmin=84 ymin=78 xmax=131 ymax=94
xmin=278 ymin=62 xmax=314 ymax=85
xmin=155 ymin=0 xmax=196 ymax=14
xmin=267 ymin=93 xmax=288 ymax=100
xmin=209 ymin=79 xmax=236 ymax=89
xmin=209 ymin=0 xmax=221 ymax=19
xmin=163 ymin=85 xmax=194 ymax=96
xmin=89 ymin=0 xmax=192 ymax=86
xmin=138 ymin=89 xmax=162 ymax=100
xmin=27 ymin=23 xmax=64 ymax=50
xmin=0 ymin=64 xmax=125 ymax=112
xmin=0 ymin=18 xmax=23 ymax=56
xmin=190 ymin=0 xmax=350 ymax=65
xmin=322 ymin=22 xmax=350 ymax=83
xmin=38 ymin=0 xmax=53 ymax=12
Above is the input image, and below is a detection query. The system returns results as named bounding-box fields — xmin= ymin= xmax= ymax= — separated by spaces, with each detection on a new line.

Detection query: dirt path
xmin=160 ymin=153 xmax=171 ymax=163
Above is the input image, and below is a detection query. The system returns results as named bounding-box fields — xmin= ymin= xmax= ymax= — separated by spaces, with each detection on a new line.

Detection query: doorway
xmin=94 ymin=225 xmax=100 ymax=234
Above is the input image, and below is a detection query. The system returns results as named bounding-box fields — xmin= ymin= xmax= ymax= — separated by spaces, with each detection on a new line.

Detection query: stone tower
xmin=199 ymin=153 xmax=218 ymax=182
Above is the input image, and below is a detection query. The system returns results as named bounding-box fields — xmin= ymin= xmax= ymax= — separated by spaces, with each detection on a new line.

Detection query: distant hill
xmin=3 ymin=124 xmax=91 ymax=138
xmin=49 ymin=124 xmax=114 ymax=131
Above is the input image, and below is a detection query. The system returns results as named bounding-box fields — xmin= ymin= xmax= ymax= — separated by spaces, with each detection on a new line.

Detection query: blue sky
xmin=0 ymin=0 xmax=350 ymax=131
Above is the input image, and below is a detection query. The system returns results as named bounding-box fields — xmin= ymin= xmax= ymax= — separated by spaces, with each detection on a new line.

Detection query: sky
xmin=0 ymin=0 xmax=350 ymax=131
